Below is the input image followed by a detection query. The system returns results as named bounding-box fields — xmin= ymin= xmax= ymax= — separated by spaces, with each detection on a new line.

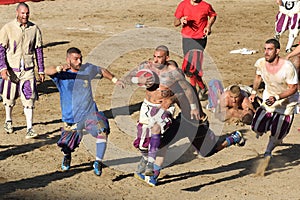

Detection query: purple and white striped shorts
xmin=275 ymin=12 xmax=300 ymax=34
xmin=133 ymin=101 xmax=173 ymax=151
xmin=251 ymin=107 xmax=294 ymax=140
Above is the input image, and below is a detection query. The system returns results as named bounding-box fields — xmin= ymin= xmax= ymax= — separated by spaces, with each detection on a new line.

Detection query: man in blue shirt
xmin=45 ymin=47 xmax=125 ymax=176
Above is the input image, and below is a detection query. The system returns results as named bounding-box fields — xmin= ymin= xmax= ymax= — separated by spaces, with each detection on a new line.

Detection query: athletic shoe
xmin=286 ymin=49 xmax=292 ymax=53
xmin=4 ymin=121 xmax=13 ymax=134
xmin=144 ymin=175 xmax=157 ymax=187
xmin=25 ymin=128 xmax=38 ymax=139
xmin=145 ymin=162 xmax=154 ymax=176
xmin=93 ymin=160 xmax=103 ymax=176
xmin=134 ymin=172 xmax=145 ymax=182
xmin=134 ymin=173 xmax=157 ymax=187
xmin=231 ymin=131 xmax=245 ymax=147
xmin=61 ymin=155 xmax=71 ymax=171
xmin=136 ymin=157 xmax=147 ymax=173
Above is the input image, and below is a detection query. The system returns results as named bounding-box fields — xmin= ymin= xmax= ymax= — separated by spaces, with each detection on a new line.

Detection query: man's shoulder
xmin=254 ymin=57 xmax=265 ymax=67
xmin=80 ymin=63 xmax=101 ymax=76
xmin=166 ymin=62 xmax=178 ymax=70
xmin=82 ymin=63 xmax=99 ymax=69
xmin=282 ymin=58 xmax=295 ymax=68
xmin=2 ymin=20 xmax=16 ymax=29
xmin=165 ymin=65 xmax=184 ymax=77
xmin=26 ymin=21 xmax=42 ymax=31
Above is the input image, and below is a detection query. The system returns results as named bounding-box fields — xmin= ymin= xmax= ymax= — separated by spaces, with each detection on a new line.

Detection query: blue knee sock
xmin=96 ymin=139 xmax=107 ymax=161
xmin=225 ymin=136 xmax=234 ymax=147
xmin=225 ymin=133 xmax=240 ymax=147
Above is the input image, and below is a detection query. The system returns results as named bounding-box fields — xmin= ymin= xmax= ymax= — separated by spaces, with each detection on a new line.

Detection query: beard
xmin=70 ymin=62 xmax=81 ymax=71
xmin=265 ymin=54 xmax=276 ymax=63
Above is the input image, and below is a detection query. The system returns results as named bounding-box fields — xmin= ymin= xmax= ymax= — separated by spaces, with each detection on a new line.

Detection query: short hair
xmin=16 ymin=2 xmax=29 ymax=10
xmin=67 ymin=47 xmax=81 ymax=55
xmin=155 ymin=45 xmax=169 ymax=56
xmin=229 ymin=85 xmax=241 ymax=95
xmin=265 ymin=38 xmax=280 ymax=50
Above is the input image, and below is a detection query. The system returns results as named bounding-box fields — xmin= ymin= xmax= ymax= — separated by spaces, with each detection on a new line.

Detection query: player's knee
xmin=151 ymin=123 xmax=161 ymax=134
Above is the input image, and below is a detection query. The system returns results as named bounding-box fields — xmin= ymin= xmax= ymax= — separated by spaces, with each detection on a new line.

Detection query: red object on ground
xmin=0 ymin=0 xmax=43 ymax=5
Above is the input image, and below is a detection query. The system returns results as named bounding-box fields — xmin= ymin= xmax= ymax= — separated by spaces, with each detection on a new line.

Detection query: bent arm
xmin=242 ymin=97 xmax=255 ymax=113
xmin=0 ymin=44 xmax=8 ymax=80
xmin=215 ymin=92 xmax=229 ymax=121
xmin=249 ymin=74 xmax=262 ymax=102
xmin=45 ymin=65 xmax=59 ymax=76
xmin=174 ymin=17 xmax=181 ymax=27
xmin=45 ymin=64 xmax=70 ymax=76
xmin=286 ymin=44 xmax=300 ymax=59
xmin=207 ymin=15 xmax=217 ymax=30
xmin=277 ymin=83 xmax=298 ymax=99
xmin=177 ymin=79 xmax=204 ymax=120
xmin=174 ymin=16 xmax=187 ymax=27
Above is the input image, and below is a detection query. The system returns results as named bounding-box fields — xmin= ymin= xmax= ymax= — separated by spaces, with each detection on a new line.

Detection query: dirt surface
xmin=1 ymin=0 xmax=300 ymax=199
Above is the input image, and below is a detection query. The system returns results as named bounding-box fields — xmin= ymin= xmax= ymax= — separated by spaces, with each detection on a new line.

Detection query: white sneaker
xmin=4 ymin=121 xmax=13 ymax=134
xmin=25 ymin=128 xmax=38 ymax=139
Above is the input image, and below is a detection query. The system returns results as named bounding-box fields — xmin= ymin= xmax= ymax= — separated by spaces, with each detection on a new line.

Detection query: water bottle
xmin=135 ymin=23 xmax=145 ymax=28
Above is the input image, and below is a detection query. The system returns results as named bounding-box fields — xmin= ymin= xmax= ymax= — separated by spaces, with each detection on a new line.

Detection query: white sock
xmin=24 ymin=107 xmax=33 ymax=130
xmin=286 ymin=33 xmax=296 ymax=50
xmin=5 ymin=106 xmax=12 ymax=122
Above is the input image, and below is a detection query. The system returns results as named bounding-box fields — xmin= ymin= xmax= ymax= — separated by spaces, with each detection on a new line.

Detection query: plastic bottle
xmin=135 ymin=23 xmax=145 ymax=28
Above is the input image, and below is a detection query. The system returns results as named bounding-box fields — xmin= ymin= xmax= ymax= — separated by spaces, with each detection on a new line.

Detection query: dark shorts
xmin=182 ymin=37 xmax=207 ymax=56
xmin=160 ymin=114 xmax=226 ymax=157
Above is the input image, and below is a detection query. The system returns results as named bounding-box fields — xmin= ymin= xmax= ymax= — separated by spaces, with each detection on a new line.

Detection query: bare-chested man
xmin=216 ymin=85 xmax=255 ymax=125
xmin=130 ymin=45 xmax=204 ymax=178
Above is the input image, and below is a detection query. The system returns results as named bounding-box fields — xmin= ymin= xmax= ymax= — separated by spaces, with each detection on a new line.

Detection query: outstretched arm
xmin=101 ymin=68 xmax=125 ymax=88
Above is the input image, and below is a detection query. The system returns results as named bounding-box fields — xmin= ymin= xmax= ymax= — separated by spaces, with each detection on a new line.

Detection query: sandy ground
xmin=1 ymin=0 xmax=300 ymax=199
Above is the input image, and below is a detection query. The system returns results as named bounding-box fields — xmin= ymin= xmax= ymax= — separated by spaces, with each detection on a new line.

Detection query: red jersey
xmin=174 ymin=0 xmax=217 ymax=39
